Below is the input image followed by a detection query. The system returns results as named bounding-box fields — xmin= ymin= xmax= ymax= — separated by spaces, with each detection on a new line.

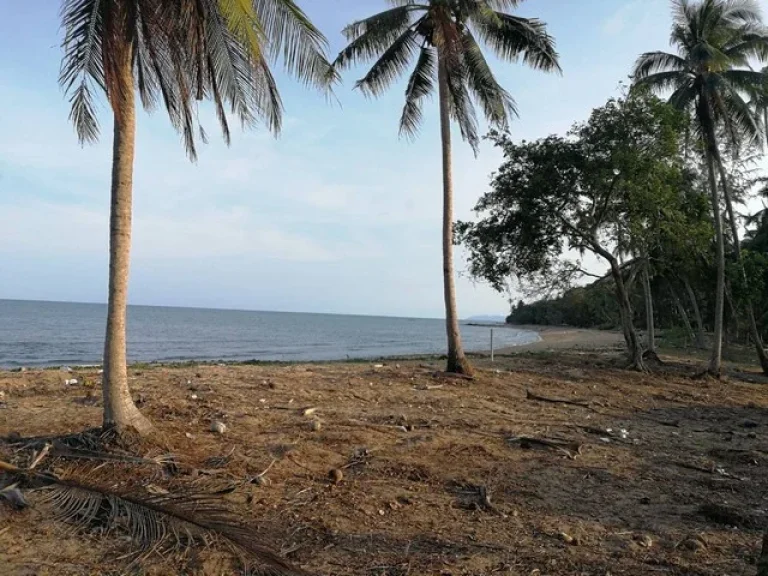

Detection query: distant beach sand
xmin=498 ymin=324 xmax=625 ymax=353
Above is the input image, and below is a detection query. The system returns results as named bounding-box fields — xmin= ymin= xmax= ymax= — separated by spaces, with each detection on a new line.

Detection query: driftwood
xmin=432 ymin=371 xmax=475 ymax=381
xmin=507 ymin=436 xmax=583 ymax=459
xmin=526 ymin=389 xmax=591 ymax=408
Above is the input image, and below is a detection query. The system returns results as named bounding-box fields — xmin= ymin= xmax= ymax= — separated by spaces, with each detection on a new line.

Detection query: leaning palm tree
xmin=333 ymin=0 xmax=560 ymax=375
xmin=632 ymin=0 xmax=768 ymax=375
xmin=60 ymin=0 xmax=335 ymax=434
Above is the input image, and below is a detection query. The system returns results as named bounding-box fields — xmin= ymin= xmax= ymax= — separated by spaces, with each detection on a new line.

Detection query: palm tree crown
xmin=60 ymin=0 xmax=336 ymax=158
xmin=333 ymin=0 xmax=560 ymax=150
xmin=632 ymin=0 xmax=768 ymax=148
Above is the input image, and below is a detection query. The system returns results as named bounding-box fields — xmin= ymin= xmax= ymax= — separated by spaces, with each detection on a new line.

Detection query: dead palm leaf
xmin=0 ymin=459 xmax=308 ymax=575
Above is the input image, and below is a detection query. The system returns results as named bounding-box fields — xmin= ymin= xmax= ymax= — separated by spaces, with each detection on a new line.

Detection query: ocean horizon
xmin=0 ymin=299 xmax=538 ymax=368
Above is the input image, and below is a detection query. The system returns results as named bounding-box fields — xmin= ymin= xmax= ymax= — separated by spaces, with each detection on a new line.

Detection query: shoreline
xmin=1 ymin=326 xmax=618 ymax=370
xmin=498 ymin=324 xmax=624 ymax=353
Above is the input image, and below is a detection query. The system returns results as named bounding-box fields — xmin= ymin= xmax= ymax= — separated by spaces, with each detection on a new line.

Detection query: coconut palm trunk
xmin=437 ymin=50 xmax=472 ymax=376
xmin=704 ymin=142 xmax=726 ymax=375
xmin=102 ymin=46 xmax=152 ymax=434
xmin=713 ymin=156 xmax=768 ymax=373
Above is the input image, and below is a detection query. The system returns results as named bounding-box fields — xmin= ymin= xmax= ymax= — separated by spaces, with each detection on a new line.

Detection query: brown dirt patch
xmin=1 ymin=352 xmax=768 ymax=575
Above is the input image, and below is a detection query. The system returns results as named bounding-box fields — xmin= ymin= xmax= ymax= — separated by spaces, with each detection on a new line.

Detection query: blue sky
xmin=1 ymin=0 xmax=762 ymax=318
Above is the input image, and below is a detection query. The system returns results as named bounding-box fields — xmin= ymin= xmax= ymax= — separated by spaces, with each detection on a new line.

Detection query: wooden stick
xmin=29 ymin=443 xmax=52 ymax=470
xmin=508 ymin=436 xmax=583 ymax=459
xmin=526 ymin=389 xmax=590 ymax=408
xmin=0 ymin=459 xmax=22 ymax=473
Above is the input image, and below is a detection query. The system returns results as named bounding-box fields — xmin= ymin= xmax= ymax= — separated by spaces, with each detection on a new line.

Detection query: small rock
xmin=678 ymin=534 xmax=707 ymax=552
xmin=310 ymin=420 xmax=323 ymax=432
xmin=185 ymin=432 xmax=194 ymax=439
xmin=741 ymin=420 xmax=759 ymax=429
xmin=378 ymin=509 xmax=385 ymax=516
xmin=190 ymin=394 xmax=199 ymax=400
xmin=639 ymin=496 xmax=651 ymax=505
xmin=64 ymin=378 xmax=78 ymax=386
xmin=0 ymin=486 xmax=29 ymax=509
xmin=559 ymin=532 xmax=578 ymax=545
xmin=633 ymin=533 xmax=653 ymax=548
xmin=302 ymin=407 xmax=318 ymax=417
xmin=210 ymin=421 xmax=227 ymax=434
xmin=328 ymin=468 xmax=344 ymax=484
xmin=748 ymin=432 xmax=757 ymax=439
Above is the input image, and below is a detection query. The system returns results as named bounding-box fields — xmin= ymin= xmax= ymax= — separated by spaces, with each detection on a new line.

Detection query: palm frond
xmin=721 ymin=0 xmax=763 ymax=26
xmin=633 ymin=51 xmax=689 ymax=79
xmin=354 ymin=28 xmax=420 ymax=97
xmin=254 ymin=0 xmax=338 ymax=89
xmin=334 ymin=6 xmax=415 ymax=69
xmin=59 ymin=0 xmax=105 ymax=144
xmin=462 ymin=29 xmax=517 ymax=129
xmin=399 ymin=45 xmax=437 ymax=139
xmin=1 ymin=459 xmax=306 ymax=576
xmin=470 ymin=10 xmax=560 ymax=73
xmin=712 ymin=76 xmax=762 ymax=146
xmin=443 ymin=60 xmax=480 ymax=152
xmin=216 ymin=0 xmax=265 ymax=63
xmin=722 ymin=29 xmax=768 ymax=61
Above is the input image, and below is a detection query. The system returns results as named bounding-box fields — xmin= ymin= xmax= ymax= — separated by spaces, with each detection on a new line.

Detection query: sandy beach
xmin=3 ymin=351 xmax=768 ymax=575
xmin=499 ymin=324 xmax=625 ymax=353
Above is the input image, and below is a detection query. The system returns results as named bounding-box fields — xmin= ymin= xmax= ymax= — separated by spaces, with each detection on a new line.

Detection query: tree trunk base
xmin=642 ymin=349 xmax=665 ymax=365
xmin=627 ymin=358 xmax=648 ymax=372
xmin=103 ymin=405 xmax=154 ymax=437
xmin=446 ymin=354 xmax=474 ymax=377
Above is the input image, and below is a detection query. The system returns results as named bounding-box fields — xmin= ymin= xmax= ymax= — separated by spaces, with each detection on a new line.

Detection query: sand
xmin=499 ymin=324 xmax=625 ymax=353
xmin=2 ymin=348 xmax=768 ymax=575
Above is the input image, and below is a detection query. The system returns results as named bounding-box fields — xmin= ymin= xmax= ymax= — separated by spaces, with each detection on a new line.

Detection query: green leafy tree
xmin=457 ymin=94 xmax=687 ymax=370
xmin=60 ymin=0 xmax=335 ymax=434
xmin=632 ymin=0 xmax=768 ymax=375
xmin=332 ymin=0 xmax=560 ymax=375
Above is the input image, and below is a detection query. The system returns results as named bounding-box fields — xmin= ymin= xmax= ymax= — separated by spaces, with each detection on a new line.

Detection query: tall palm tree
xmin=333 ymin=0 xmax=560 ymax=375
xmin=632 ymin=0 xmax=768 ymax=375
xmin=60 ymin=0 xmax=335 ymax=434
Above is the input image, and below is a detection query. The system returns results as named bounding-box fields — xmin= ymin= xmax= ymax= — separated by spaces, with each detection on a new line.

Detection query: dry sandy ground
xmin=501 ymin=325 xmax=625 ymax=353
xmin=1 ymin=350 xmax=768 ymax=576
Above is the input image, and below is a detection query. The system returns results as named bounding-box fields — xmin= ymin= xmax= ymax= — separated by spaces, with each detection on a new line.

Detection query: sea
xmin=0 ymin=299 xmax=539 ymax=368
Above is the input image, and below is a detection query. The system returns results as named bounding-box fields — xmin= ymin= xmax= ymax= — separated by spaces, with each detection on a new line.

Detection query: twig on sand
xmin=432 ymin=371 xmax=474 ymax=381
xmin=29 ymin=443 xmax=52 ymax=470
xmin=255 ymin=458 xmax=278 ymax=479
xmin=508 ymin=436 xmax=583 ymax=459
xmin=526 ymin=389 xmax=591 ymax=408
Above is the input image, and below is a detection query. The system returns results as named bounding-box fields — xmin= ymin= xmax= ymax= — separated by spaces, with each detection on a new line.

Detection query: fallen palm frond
xmin=50 ymin=442 xmax=176 ymax=467
xmin=0 ymin=459 xmax=308 ymax=576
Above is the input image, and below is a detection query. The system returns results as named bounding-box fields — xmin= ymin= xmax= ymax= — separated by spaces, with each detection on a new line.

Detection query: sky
xmin=1 ymin=0 xmax=766 ymax=318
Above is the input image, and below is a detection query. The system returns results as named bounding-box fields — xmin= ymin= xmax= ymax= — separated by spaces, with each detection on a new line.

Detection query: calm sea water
xmin=0 ymin=299 xmax=539 ymax=368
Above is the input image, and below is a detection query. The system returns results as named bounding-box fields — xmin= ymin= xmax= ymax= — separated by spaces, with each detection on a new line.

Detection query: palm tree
xmin=632 ymin=0 xmax=768 ymax=375
xmin=60 ymin=0 xmax=335 ymax=434
xmin=333 ymin=0 xmax=560 ymax=375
